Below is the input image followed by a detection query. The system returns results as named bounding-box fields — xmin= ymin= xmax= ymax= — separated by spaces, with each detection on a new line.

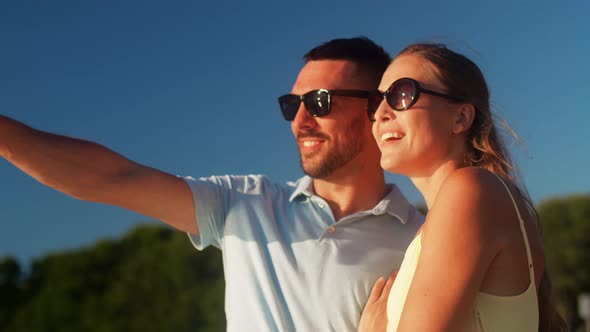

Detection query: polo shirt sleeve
xmin=183 ymin=175 xmax=234 ymax=250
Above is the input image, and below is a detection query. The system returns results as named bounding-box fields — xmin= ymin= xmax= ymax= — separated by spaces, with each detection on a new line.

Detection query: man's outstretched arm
xmin=0 ymin=115 xmax=198 ymax=234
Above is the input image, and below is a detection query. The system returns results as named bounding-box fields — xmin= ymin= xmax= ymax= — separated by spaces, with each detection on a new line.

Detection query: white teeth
xmin=303 ymin=141 xmax=318 ymax=147
xmin=381 ymin=132 xmax=403 ymax=142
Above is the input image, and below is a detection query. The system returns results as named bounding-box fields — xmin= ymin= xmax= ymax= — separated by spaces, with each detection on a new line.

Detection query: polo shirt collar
xmin=289 ymin=176 xmax=413 ymax=224
xmin=371 ymin=184 xmax=412 ymax=224
xmin=289 ymin=176 xmax=314 ymax=201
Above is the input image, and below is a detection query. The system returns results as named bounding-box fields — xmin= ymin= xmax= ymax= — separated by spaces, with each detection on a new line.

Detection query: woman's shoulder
xmin=437 ymin=167 xmax=517 ymax=208
xmin=420 ymin=167 xmax=519 ymax=276
xmin=429 ymin=167 xmax=518 ymax=237
xmin=440 ymin=167 xmax=504 ymax=193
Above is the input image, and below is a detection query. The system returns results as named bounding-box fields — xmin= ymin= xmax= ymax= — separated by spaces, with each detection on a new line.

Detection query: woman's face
xmin=372 ymin=54 xmax=461 ymax=177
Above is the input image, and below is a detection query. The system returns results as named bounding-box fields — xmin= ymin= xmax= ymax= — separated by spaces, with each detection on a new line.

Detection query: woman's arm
xmin=396 ymin=168 xmax=506 ymax=331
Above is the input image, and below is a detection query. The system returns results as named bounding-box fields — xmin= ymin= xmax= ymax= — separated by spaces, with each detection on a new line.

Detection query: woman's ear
xmin=452 ymin=103 xmax=476 ymax=134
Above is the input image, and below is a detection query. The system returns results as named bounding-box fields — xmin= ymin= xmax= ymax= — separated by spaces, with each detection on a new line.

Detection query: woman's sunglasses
xmin=370 ymin=77 xmax=463 ymax=120
xmin=278 ymin=89 xmax=378 ymax=121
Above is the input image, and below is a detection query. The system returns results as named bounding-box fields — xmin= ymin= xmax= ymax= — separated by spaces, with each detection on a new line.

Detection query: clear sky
xmin=1 ymin=1 xmax=589 ymax=264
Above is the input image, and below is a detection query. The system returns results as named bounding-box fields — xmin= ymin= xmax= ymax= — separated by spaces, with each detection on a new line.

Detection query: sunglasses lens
xmin=387 ymin=79 xmax=417 ymax=110
xmin=303 ymin=90 xmax=330 ymax=117
xmin=278 ymin=95 xmax=301 ymax=121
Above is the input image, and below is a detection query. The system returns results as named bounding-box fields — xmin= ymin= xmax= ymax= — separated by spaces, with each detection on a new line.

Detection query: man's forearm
xmin=1 ymin=114 xmax=198 ymax=233
xmin=0 ymin=115 xmax=140 ymax=200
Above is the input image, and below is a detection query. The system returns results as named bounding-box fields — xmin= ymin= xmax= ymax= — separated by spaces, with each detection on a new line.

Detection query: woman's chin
xmin=380 ymin=159 xmax=406 ymax=175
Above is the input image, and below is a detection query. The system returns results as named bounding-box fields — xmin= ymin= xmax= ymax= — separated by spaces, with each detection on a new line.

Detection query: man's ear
xmin=452 ymin=103 xmax=476 ymax=134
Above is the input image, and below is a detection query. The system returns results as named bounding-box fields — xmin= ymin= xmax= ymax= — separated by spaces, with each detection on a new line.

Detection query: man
xmin=0 ymin=37 xmax=423 ymax=331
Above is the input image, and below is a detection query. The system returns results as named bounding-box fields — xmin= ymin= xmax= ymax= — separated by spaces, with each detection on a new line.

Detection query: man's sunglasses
xmin=370 ymin=77 xmax=463 ymax=120
xmin=278 ymin=89 xmax=378 ymax=121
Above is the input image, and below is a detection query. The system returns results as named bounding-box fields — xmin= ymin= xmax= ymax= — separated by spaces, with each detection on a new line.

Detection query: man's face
xmin=289 ymin=60 xmax=378 ymax=179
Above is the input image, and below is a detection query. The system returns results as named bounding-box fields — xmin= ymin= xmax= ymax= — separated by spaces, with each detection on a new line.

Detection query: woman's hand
xmin=358 ymin=272 xmax=397 ymax=332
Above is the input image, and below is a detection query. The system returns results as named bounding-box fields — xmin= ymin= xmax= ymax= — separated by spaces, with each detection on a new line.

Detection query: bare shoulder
xmin=427 ymin=167 xmax=517 ymax=243
xmin=436 ymin=167 xmax=513 ymax=212
xmin=439 ymin=167 xmax=504 ymax=195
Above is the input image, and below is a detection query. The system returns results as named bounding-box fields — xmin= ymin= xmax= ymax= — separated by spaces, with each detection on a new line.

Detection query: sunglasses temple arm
xmin=421 ymin=88 xmax=463 ymax=102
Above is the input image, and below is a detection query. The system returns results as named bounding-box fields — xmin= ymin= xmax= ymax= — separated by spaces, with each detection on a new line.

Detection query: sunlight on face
xmin=372 ymin=55 xmax=461 ymax=177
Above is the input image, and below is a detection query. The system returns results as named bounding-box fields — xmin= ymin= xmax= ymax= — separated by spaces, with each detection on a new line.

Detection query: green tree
xmin=538 ymin=194 xmax=590 ymax=330
xmin=1 ymin=224 xmax=225 ymax=332
xmin=0 ymin=257 xmax=22 ymax=327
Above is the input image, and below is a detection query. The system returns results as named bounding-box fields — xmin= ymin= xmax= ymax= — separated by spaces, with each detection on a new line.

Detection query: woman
xmin=359 ymin=44 xmax=566 ymax=331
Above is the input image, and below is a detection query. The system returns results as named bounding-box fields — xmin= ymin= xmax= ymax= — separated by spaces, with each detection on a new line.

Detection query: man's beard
xmin=298 ymin=124 xmax=364 ymax=179
xmin=300 ymin=147 xmax=361 ymax=179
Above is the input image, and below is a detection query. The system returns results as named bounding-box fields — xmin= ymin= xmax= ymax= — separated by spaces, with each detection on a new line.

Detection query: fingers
xmin=386 ymin=271 xmax=397 ymax=287
xmin=367 ymin=276 xmax=386 ymax=304
xmin=368 ymin=270 xmax=399 ymax=304
xmin=381 ymin=271 xmax=397 ymax=299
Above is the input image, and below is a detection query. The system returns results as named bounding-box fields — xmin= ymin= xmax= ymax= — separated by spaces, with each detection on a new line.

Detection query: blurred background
xmin=1 ymin=0 xmax=588 ymax=331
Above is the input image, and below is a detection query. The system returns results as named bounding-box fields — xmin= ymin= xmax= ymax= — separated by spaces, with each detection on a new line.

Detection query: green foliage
xmin=0 ymin=224 xmax=225 ymax=332
xmin=0 ymin=256 xmax=22 ymax=327
xmin=538 ymin=193 xmax=590 ymax=329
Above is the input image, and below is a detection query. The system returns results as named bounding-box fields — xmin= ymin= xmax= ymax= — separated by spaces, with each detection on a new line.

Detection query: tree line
xmin=1 ymin=194 xmax=588 ymax=331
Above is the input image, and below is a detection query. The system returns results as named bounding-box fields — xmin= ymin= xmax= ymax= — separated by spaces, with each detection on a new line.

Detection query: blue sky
xmin=1 ymin=1 xmax=589 ymax=264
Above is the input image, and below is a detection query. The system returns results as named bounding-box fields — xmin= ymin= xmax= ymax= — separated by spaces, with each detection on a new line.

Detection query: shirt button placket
xmin=313 ymin=198 xmax=335 ymax=240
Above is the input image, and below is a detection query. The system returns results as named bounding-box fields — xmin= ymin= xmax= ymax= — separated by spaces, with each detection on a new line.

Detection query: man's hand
xmin=358 ymin=272 xmax=396 ymax=332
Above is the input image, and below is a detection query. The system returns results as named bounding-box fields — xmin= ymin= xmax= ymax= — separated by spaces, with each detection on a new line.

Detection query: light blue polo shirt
xmin=184 ymin=174 xmax=423 ymax=332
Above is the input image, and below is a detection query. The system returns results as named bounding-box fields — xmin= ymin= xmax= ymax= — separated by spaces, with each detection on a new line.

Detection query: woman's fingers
xmin=382 ymin=271 xmax=397 ymax=298
xmin=368 ymin=270 xmax=398 ymax=304
xmin=367 ymin=276 xmax=386 ymax=304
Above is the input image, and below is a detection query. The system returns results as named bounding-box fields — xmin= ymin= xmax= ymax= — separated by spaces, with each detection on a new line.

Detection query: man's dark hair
xmin=304 ymin=36 xmax=391 ymax=88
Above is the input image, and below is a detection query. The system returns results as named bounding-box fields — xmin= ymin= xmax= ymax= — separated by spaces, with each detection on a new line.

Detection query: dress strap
xmin=493 ymin=174 xmax=536 ymax=288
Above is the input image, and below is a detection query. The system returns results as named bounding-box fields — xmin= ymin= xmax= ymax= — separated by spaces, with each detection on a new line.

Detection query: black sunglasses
xmin=278 ymin=89 xmax=378 ymax=121
xmin=370 ymin=77 xmax=463 ymax=120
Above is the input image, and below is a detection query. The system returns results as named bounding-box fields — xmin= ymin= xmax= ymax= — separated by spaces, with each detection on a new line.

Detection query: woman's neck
xmin=411 ymin=159 xmax=466 ymax=209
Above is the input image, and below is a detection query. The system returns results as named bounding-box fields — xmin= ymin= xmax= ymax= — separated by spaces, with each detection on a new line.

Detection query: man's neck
xmin=312 ymin=169 xmax=387 ymax=222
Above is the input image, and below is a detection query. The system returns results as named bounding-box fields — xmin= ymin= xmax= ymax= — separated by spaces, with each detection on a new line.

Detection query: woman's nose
xmin=373 ymin=101 xmax=395 ymax=122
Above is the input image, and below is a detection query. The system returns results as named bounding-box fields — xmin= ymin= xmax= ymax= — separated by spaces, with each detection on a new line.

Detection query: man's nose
xmin=291 ymin=103 xmax=318 ymax=129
